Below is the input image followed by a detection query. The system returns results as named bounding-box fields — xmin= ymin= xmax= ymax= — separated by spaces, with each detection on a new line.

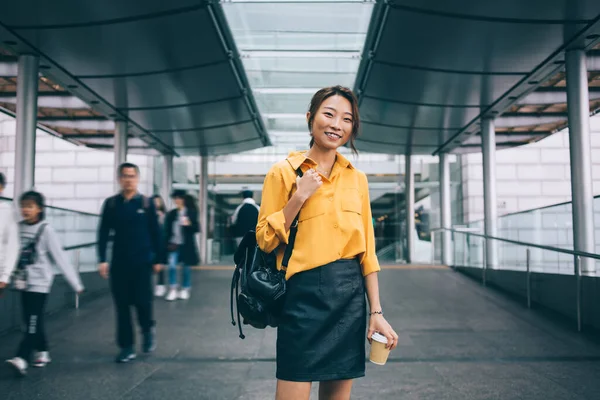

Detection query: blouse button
xmin=333 ymin=223 xmax=338 ymax=228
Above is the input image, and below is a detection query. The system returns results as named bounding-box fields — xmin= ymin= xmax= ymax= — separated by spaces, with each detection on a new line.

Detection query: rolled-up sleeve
xmin=358 ymin=172 xmax=381 ymax=276
xmin=256 ymin=166 xmax=289 ymax=253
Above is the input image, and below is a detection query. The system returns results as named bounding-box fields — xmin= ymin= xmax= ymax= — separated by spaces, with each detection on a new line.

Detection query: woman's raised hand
xmin=296 ymin=169 xmax=322 ymax=200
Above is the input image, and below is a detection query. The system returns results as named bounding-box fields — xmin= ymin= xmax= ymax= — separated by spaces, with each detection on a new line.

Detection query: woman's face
xmin=174 ymin=197 xmax=184 ymax=208
xmin=21 ymin=200 xmax=42 ymax=223
xmin=307 ymin=95 xmax=354 ymax=152
xmin=154 ymin=197 xmax=162 ymax=210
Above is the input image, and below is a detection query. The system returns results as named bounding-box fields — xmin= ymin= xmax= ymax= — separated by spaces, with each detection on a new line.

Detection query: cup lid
xmin=372 ymin=332 xmax=388 ymax=344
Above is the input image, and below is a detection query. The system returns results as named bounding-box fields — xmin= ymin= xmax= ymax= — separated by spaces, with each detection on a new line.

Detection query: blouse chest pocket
xmin=298 ymin=195 xmax=326 ymax=222
xmin=341 ymin=188 xmax=362 ymax=215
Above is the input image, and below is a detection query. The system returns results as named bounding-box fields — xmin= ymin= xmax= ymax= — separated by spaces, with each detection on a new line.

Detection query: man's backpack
xmin=12 ymin=223 xmax=47 ymax=291
xmin=229 ymin=167 xmax=302 ymax=339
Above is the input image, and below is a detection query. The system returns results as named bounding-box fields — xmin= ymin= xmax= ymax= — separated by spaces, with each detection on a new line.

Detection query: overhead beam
xmin=0 ymin=91 xmax=72 ymax=98
xmin=463 ymin=132 xmax=551 ymax=145
xmin=518 ymin=88 xmax=600 ymax=105
xmin=61 ymin=133 xmax=116 ymax=139
xmin=38 ymin=115 xmax=106 ymax=121
xmin=495 ymin=113 xmax=566 ymax=127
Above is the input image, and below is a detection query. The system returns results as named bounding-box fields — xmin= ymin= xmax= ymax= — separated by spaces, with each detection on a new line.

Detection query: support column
xmin=114 ymin=120 xmax=128 ymax=192
xmin=162 ymin=154 xmax=173 ymax=209
xmin=439 ymin=153 xmax=452 ymax=265
xmin=565 ymin=48 xmax=595 ymax=274
xmin=198 ymin=156 xmax=208 ymax=265
xmin=481 ymin=117 xmax=498 ymax=268
xmin=405 ymin=154 xmax=415 ymax=264
xmin=14 ymin=54 xmax=39 ymax=198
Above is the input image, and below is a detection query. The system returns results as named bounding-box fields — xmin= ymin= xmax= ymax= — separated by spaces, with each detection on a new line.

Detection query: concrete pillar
xmin=198 ymin=156 xmax=208 ymax=265
xmin=481 ymin=117 xmax=498 ymax=268
xmin=14 ymin=54 xmax=39 ymax=198
xmin=405 ymin=154 xmax=415 ymax=263
xmin=114 ymin=120 xmax=128 ymax=192
xmin=439 ymin=153 xmax=452 ymax=265
xmin=162 ymin=154 xmax=173 ymax=209
xmin=565 ymin=48 xmax=595 ymax=273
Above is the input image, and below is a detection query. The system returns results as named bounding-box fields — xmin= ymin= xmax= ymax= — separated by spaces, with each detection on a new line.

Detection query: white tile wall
xmin=461 ymin=116 xmax=600 ymax=223
xmin=0 ymin=113 xmax=155 ymax=214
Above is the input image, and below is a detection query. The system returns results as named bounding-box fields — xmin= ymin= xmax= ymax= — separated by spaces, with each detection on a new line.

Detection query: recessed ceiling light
xmin=90 ymin=100 xmax=99 ymax=105
xmin=508 ymin=96 xmax=518 ymax=100
xmin=586 ymin=34 xmax=600 ymax=40
xmin=39 ymin=65 xmax=51 ymax=70
xmin=528 ymin=80 xmax=539 ymax=85
xmin=109 ymin=113 xmax=118 ymax=118
xmin=3 ymin=40 xmax=17 ymax=46
xmin=553 ymin=60 xmax=565 ymax=65
xmin=67 ymin=85 xmax=78 ymax=89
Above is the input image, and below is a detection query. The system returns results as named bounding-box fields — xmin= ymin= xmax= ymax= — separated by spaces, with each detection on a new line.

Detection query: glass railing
xmin=430 ymin=195 xmax=600 ymax=275
xmin=1 ymin=196 xmax=99 ymax=273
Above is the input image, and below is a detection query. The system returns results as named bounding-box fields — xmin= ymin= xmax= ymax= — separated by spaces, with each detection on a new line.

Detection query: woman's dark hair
xmin=0 ymin=172 xmax=6 ymax=188
xmin=151 ymin=194 xmax=166 ymax=214
xmin=20 ymin=190 xmax=46 ymax=221
xmin=307 ymin=85 xmax=360 ymax=155
xmin=184 ymin=194 xmax=198 ymax=213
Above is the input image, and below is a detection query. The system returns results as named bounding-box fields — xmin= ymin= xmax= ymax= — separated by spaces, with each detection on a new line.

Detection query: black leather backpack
xmin=230 ymin=168 xmax=302 ymax=339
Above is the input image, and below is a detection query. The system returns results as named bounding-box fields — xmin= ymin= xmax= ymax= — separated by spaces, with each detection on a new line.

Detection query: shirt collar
xmin=242 ymin=198 xmax=257 ymax=205
xmin=286 ymin=151 xmax=354 ymax=171
xmin=118 ymin=192 xmax=142 ymax=201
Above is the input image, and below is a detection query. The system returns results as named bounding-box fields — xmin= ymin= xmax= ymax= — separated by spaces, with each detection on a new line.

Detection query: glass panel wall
xmin=1 ymin=197 xmax=100 ymax=273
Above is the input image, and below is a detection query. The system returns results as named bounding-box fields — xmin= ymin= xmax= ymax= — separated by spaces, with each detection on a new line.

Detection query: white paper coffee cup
xmin=369 ymin=332 xmax=391 ymax=365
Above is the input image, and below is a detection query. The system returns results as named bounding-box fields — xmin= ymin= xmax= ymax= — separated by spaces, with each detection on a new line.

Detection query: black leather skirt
xmin=276 ymin=258 xmax=366 ymax=382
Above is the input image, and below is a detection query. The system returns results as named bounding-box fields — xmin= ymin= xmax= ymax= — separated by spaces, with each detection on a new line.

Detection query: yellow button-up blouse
xmin=256 ymin=151 xmax=381 ymax=280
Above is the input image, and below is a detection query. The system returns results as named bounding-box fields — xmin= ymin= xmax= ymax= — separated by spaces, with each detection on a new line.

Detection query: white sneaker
xmin=32 ymin=351 xmax=51 ymax=368
xmin=154 ymin=285 xmax=166 ymax=297
xmin=6 ymin=357 xmax=27 ymax=376
xmin=178 ymin=288 xmax=190 ymax=300
xmin=165 ymin=289 xmax=178 ymax=301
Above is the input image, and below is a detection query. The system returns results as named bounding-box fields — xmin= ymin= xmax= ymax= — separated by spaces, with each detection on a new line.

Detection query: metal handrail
xmin=62 ymin=242 xmax=98 ymax=310
xmin=431 ymin=227 xmax=599 ymax=332
xmin=64 ymin=242 xmax=97 ymax=251
xmin=431 ymin=227 xmax=600 ymax=261
xmin=0 ymin=196 xmax=100 ymax=217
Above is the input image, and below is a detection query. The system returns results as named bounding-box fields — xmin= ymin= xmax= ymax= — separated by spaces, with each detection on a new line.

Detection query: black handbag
xmin=230 ymin=167 xmax=303 ymax=339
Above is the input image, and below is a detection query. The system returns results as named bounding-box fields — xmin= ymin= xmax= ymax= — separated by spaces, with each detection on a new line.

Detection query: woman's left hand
xmin=367 ymin=314 xmax=398 ymax=350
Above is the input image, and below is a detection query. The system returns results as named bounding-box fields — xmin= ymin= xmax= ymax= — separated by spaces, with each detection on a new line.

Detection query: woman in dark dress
xmin=256 ymin=86 xmax=398 ymax=400
xmin=163 ymin=191 xmax=200 ymax=301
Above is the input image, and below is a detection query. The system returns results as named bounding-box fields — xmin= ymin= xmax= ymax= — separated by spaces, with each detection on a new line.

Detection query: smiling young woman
xmin=256 ymin=86 xmax=398 ymax=400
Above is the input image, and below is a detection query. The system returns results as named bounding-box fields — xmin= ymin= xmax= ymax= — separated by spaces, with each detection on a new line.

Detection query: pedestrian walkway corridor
xmin=2 ymin=266 xmax=600 ymax=399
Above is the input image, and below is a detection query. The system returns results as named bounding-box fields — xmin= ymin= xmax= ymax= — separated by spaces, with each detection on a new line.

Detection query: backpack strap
xmin=33 ymin=223 xmax=48 ymax=244
xmin=281 ymin=167 xmax=303 ymax=269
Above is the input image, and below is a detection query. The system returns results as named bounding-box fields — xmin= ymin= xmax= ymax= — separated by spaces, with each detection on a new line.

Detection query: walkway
xmin=2 ymin=265 xmax=600 ymax=399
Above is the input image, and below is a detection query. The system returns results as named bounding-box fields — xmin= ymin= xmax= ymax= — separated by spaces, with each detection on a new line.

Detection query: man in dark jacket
xmin=97 ymin=163 xmax=162 ymax=363
xmin=231 ymin=190 xmax=260 ymax=247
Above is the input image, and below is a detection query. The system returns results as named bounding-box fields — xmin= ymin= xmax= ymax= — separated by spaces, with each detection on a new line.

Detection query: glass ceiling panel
xmin=223 ymin=0 xmax=373 ymax=153
xmin=254 ymin=92 xmax=314 ymax=114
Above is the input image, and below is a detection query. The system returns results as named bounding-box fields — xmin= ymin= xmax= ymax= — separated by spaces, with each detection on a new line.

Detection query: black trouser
xmin=17 ymin=292 xmax=48 ymax=361
xmin=110 ymin=262 xmax=154 ymax=349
